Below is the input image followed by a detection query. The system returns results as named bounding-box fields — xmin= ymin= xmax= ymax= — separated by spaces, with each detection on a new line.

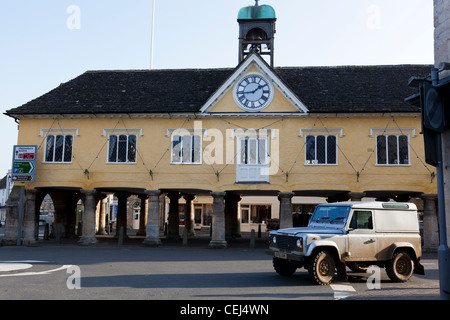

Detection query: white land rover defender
xmin=267 ymin=202 xmax=425 ymax=285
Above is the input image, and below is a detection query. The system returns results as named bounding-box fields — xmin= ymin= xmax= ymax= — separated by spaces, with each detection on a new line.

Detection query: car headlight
xmin=296 ymin=238 xmax=303 ymax=249
xmin=272 ymin=236 xmax=277 ymax=244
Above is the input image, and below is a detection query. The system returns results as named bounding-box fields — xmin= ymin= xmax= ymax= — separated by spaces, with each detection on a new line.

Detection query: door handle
xmin=365 ymin=239 xmax=375 ymax=244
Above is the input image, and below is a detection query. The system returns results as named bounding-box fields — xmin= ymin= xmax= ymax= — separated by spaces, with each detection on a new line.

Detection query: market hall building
xmin=2 ymin=2 xmax=439 ymax=250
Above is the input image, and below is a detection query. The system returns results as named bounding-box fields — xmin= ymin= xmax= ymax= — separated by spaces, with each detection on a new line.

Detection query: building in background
xmin=2 ymin=2 xmax=438 ymax=249
xmin=0 ymin=170 xmax=13 ymax=224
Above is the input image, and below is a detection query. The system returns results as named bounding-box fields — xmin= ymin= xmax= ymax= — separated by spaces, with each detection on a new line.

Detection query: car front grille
xmin=276 ymin=235 xmax=298 ymax=251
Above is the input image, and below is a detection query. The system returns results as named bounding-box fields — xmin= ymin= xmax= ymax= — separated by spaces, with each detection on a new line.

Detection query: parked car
xmin=265 ymin=219 xmax=279 ymax=230
xmin=267 ymin=202 xmax=424 ymax=285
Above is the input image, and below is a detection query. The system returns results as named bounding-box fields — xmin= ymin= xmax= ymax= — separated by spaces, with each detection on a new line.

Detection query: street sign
xmin=13 ymin=161 xmax=35 ymax=174
xmin=11 ymin=145 xmax=37 ymax=183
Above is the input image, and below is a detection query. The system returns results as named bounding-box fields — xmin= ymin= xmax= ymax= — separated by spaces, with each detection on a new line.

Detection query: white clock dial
xmin=234 ymin=73 xmax=273 ymax=112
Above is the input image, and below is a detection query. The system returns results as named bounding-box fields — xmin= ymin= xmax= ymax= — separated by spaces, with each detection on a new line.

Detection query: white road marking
xmin=330 ymin=284 xmax=356 ymax=300
xmin=0 ymin=260 xmax=72 ymax=278
xmin=2 ymin=260 xmax=50 ymax=263
xmin=0 ymin=263 xmax=33 ymax=272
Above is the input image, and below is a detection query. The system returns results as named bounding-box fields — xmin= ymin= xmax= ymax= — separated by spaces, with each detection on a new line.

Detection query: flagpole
xmin=150 ymin=0 xmax=156 ymax=69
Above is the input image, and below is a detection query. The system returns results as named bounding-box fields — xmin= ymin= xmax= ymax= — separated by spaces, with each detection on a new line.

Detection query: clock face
xmin=234 ymin=73 xmax=273 ymax=112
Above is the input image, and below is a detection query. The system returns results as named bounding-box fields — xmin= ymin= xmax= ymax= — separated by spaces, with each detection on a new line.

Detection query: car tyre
xmin=385 ymin=251 xmax=414 ymax=283
xmin=308 ymin=250 xmax=336 ymax=285
xmin=273 ymin=257 xmax=297 ymax=276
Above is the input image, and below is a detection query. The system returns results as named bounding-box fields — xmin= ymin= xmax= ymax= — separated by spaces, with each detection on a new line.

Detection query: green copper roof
xmin=238 ymin=5 xmax=276 ymax=20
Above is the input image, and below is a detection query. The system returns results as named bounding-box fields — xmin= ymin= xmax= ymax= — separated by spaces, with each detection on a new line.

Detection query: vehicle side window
xmin=349 ymin=210 xmax=373 ymax=230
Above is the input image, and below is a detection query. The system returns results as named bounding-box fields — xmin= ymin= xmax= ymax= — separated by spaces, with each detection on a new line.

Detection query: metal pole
xmin=17 ymin=185 xmax=24 ymax=246
xmin=150 ymin=0 xmax=156 ymax=69
xmin=437 ymin=132 xmax=450 ymax=300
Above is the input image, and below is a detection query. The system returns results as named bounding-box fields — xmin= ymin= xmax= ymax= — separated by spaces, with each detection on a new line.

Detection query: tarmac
xmin=0 ymin=225 xmax=444 ymax=301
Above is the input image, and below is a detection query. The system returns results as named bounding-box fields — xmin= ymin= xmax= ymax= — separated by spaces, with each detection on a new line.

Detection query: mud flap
xmin=414 ymin=262 xmax=425 ymax=275
xmin=336 ymin=261 xmax=348 ymax=280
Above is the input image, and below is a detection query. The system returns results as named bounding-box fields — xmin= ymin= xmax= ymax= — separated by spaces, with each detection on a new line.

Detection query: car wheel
xmin=308 ymin=250 xmax=336 ymax=285
xmin=273 ymin=258 xmax=297 ymax=276
xmin=385 ymin=251 xmax=414 ymax=283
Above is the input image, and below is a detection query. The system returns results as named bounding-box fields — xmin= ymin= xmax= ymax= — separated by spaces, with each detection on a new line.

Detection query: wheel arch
xmin=387 ymin=243 xmax=419 ymax=261
xmin=307 ymin=242 xmax=341 ymax=261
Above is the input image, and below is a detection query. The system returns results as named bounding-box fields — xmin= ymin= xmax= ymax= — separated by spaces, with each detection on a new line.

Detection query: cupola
xmin=238 ymin=1 xmax=277 ymax=67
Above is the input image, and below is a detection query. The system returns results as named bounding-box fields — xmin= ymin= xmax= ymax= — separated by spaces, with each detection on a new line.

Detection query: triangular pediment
xmin=200 ymin=54 xmax=309 ymax=115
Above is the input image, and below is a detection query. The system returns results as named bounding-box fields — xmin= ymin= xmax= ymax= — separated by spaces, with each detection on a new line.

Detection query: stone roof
xmin=4 ymin=64 xmax=432 ymax=117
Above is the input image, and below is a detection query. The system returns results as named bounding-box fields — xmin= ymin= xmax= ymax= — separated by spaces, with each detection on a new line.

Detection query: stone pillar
xmin=23 ymin=189 xmax=37 ymax=246
xmin=136 ymin=194 xmax=148 ymax=236
xmin=1 ymin=186 xmax=21 ymax=245
xmin=159 ymin=193 xmax=166 ymax=232
xmin=79 ymin=189 xmax=98 ymax=246
xmin=435 ymin=0 xmax=450 ymax=78
xmin=115 ymin=193 xmax=128 ymax=238
xmin=142 ymin=190 xmax=161 ymax=247
xmin=167 ymin=192 xmax=181 ymax=239
xmin=422 ymin=194 xmax=439 ymax=252
xmin=209 ymin=192 xmax=227 ymax=249
xmin=278 ymin=192 xmax=294 ymax=229
xmin=183 ymin=195 xmax=196 ymax=236
xmin=97 ymin=194 xmax=108 ymax=235
xmin=225 ymin=192 xmax=241 ymax=238
xmin=348 ymin=192 xmax=366 ymax=202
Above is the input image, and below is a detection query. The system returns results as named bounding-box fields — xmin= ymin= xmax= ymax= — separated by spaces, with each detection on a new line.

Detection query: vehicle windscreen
xmin=310 ymin=206 xmax=351 ymax=226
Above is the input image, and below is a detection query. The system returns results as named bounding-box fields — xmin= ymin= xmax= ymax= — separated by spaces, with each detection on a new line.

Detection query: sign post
xmin=415 ymin=69 xmax=450 ymax=300
xmin=11 ymin=145 xmax=37 ymax=246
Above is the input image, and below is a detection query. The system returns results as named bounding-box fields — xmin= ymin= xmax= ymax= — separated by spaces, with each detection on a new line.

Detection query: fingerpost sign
xmin=11 ymin=145 xmax=37 ymax=183
xmin=11 ymin=145 xmax=37 ymax=246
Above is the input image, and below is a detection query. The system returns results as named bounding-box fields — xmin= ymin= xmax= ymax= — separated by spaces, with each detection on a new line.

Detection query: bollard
xmin=118 ymin=226 xmax=124 ymax=246
xmin=44 ymin=223 xmax=49 ymax=240
xmin=250 ymin=229 xmax=255 ymax=248
xmin=77 ymin=222 xmax=82 ymax=237
xmin=258 ymin=224 xmax=261 ymax=238
xmin=55 ymin=224 xmax=62 ymax=244
xmin=182 ymin=228 xmax=188 ymax=247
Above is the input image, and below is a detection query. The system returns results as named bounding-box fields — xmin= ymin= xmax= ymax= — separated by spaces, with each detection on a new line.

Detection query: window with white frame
xmin=305 ymin=134 xmax=337 ymax=165
xmin=171 ymin=134 xmax=202 ymax=164
xmin=44 ymin=134 xmax=73 ymax=163
xmin=108 ymin=134 xmax=137 ymax=163
xmin=376 ymin=134 xmax=410 ymax=165
xmin=238 ymin=135 xmax=268 ymax=165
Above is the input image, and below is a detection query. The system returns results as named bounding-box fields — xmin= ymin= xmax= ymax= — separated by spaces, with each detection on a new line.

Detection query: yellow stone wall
xmin=16 ymin=115 xmax=436 ymax=194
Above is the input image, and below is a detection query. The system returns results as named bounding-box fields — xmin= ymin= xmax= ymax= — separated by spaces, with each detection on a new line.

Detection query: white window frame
xmin=43 ymin=134 xmax=74 ymax=163
xmin=375 ymin=133 xmax=410 ymax=166
xmin=107 ymin=133 xmax=138 ymax=164
xmin=237 ymin=134 xmax=269 ymax=166
xmin=236 ymin=133 xmax=270 ymax=183
xmin=171 ymin=133 xmax=202 ymax=165
xmin=304 ymin=134 xmax=338 ymax=165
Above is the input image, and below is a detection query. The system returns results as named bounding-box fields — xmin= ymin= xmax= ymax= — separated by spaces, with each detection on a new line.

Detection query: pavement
xmin=0 ymin=225 xmax=271 ymax=248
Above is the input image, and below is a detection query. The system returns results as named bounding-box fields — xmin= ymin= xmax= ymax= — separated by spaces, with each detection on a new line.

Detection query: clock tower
xmin=238 ymin=1 xmax=277 ymax=67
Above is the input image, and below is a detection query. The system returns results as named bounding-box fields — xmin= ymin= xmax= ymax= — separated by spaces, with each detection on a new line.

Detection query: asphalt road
xmin=0 ymin=233 xmax=441 ymax=303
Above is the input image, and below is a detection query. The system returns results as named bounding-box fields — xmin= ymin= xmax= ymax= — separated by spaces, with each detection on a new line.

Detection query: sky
xmin=0 ymin=0 xmax=434 ymax=178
